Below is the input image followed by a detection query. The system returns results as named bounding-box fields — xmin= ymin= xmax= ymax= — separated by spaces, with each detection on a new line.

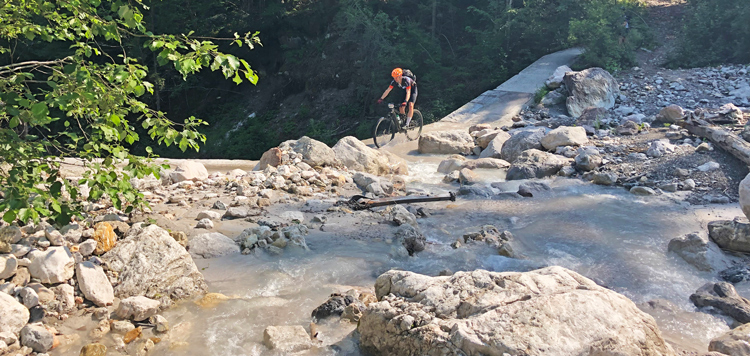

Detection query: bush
xmin=669 ymin=0 xmax=750 ymax=67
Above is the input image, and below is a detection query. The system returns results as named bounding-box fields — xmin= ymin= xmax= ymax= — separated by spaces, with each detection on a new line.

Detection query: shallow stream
xmin=56 ymin=159 xmax=745 ymax=355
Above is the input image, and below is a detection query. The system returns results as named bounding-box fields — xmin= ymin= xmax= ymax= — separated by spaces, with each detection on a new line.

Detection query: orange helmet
xmin=391 ymin=68 xmax=403 ymax=79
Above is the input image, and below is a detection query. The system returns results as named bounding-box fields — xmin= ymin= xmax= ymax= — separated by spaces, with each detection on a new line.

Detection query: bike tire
xmin=373 ymin=117 xmax=396 ymax=148
xmin=404 ymin=109 xmax=423 ymax=141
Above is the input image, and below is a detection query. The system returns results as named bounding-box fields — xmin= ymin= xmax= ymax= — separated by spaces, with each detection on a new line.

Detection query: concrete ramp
xmin=370 ymin=47 xmax=582 ymax=160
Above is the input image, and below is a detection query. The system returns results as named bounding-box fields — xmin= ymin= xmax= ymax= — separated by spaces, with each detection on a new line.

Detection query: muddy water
xmin=55 ymin=159 xmax=742 ymax=355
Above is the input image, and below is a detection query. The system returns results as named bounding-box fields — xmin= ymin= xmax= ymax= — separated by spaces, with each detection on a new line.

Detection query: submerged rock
xmin=690 ymin=282 xmax=750 ymax=324
xmin=262 ymin=325 xmax=311 ymax=352
xmin=359 ymin=266 xmax=674 ymax=356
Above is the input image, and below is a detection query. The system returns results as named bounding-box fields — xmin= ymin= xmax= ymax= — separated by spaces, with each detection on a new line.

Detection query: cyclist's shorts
xmin=405 ymin=86 xmax=418 ymax=103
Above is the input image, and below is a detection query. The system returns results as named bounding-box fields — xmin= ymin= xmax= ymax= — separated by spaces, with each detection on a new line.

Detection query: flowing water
xmin=54 ymin=159 xmax=743 ymax=355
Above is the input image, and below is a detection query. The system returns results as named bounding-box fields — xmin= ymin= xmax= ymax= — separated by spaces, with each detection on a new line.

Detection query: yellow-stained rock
xmin=194 ymin=292 xmax=238 ymax=309
xmin=80 ymin=343 xmax=107 ymax=356
xmin=93 ymin=222 xmax=116 ymax=255
xmin=169 ymin=231 xmax=188 ymax=247
xmin=123 ymin=326 xmax=142 ymax=344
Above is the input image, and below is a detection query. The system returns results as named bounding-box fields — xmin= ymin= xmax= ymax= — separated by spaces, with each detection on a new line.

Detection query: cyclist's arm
xmin=380 ymin=86 xmax=393 ymax=100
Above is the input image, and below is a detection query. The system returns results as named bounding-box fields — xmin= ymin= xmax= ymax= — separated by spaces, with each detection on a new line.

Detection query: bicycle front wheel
xmin=404 ymin=109 xmax=423 ymax=141
xmin=373 ymin=117 xmax=396 ymax=148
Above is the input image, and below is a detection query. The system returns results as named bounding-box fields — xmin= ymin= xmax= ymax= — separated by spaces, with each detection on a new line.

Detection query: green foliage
xmin=0 ymin=0 xmax=259 ymax=224
xmin=534 ymin=87 xmax=551 ymax=104
xmin=669 ymin=0 xmax=750 ymax=67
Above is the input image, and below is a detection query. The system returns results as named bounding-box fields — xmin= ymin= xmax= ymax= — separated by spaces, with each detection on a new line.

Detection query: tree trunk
xmin=680 ymin=114 xmax=750 ymax=166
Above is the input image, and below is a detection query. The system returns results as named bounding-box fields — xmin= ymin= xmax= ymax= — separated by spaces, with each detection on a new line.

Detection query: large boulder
xmin=564 ymin=68 xmax=620 ymax=118
xmin=540 ymin=126 xmax=588 ymax=151
xmin=0 ymin=292 xmax=29 ymax=335
xmin=285 ymin=136 xmax=338 ymax=167
xmin=188 ymin=232 xmax=240 ymax=259
xmin=102 ymin=224 xmax=207 ymax=307
xmin=500 ymin=127 xmax=547 ymax=163
xmin=28 ymin=246 xmax=75 ymax=284
xmin=740 ymin=173 xmax=750 ymax=221
xmin=437 ymin=156 xmax=466 ymax=174
xmin=476 ymin=130 xmax=509 ymax=150
xmin=418 ymin=131 xmax=474 ymax=155
xmin=169 ymin=161 xmax=209 ymax=183
xmin=76 ymin=261 xmax=115 ymax=307
xmin=332 ymin=136 xmax=408 ymax=175
xmin=506 ymin=149 xmax=566 ymax=180
xmin=479 ymin=131 xmax=511 ymax=159
xmin=359 ymin=267 xmax=674 ymax=356
xmin=708 ymin=220 xmax=750 ymax=253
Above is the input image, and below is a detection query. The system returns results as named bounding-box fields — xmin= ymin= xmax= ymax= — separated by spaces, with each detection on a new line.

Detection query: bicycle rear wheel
xmin=373 ymin=117 xmax=396 ymax=148
xmin=404 ymin=109 xmax=423 ymax=141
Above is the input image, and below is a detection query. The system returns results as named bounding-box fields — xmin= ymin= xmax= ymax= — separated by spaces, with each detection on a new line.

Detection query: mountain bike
xmin=372 ymin=103 xmax=423 ymax=148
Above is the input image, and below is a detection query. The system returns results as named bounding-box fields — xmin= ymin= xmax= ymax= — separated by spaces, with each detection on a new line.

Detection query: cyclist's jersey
xmin=389 ymin=76 xmax=416 ymax=91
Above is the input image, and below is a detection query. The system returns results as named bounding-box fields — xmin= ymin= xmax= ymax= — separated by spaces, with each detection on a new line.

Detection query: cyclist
xmin=377 ymin=68 xmax=417 ymax=128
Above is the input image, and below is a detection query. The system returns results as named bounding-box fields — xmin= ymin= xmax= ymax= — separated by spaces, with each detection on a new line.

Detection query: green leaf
xmin=50 ymin=181 xmax=63 ymax=197
xmin=9 ymin=116 xmax=20 ymax=129
xmin=2 ymin=210 xmax=17 ymax=223
xmin=226 ymin=55 xmax=240 ymax=70
xmin=233 ymin=72 xmax=242 ymax=85
xmin=110 ymin=114 xmax=121 ymax=126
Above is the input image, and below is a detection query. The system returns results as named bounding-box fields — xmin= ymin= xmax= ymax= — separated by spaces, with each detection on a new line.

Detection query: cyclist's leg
xmin=405 ymin=88 xmax=417 ymax=126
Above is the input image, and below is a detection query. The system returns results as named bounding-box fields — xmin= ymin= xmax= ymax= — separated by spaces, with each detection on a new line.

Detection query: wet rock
xmin=395 ymin=224 xmax=426 ymax=256
xmin=708 ymin=220 xmax=750 ymax=253
xmin=28 ymin=246 xmax=74 ymax=283
xmin=478 ymin=131 xmax=511 ymax=158
xmin=720 ymin=265 xmax=750 ymax=284
xmin=458 ymin=168 xmax=478 ymax=185
xmin=116 ymin=296 xmax=160 ymax=321
xmin=657 ymin=105 xmax=685 ymax=123
xmin=20 ymin=324 xmax=53 ymax=353
xmin=417 ymin=131 xmax=474 ymax=155
xmin=592 ymin=173 xmax=618 ymax=185
xmin=92 ymin=222 xmax=116 ymax=255
xmin=630 ymin=186 xmax=656 ymax=196
xmin=709 ymin=322 xmax=750 ymax=355
xmin=360 ymin=267 xmax=674 ymax=356
xmin=443 ymin=171 xmax=459 ymax=183
xmin=500 ymin=127 xmax=547 ymax=163
xmin=169 ymin=161 xmax=208 ymax=183
xmin=667 ymin=233 xmax=720 ymax=272
xmin=390 ymin=205 xmax=417 ymax=227
xmin=103 ymin=224 xmax=207 ymax=306
xmin=690 ymin=282 xmax=750 ymax=324
xmin=79 ymin=343 xmax=107 ymax=356
xmin=149 ymin=315 xmax=169 ymax=333
xmin=540 ymin=126 xmax=587 ymax=151
xmin=563 ymin=68 xmax=620 ymax=118
xmin=312 ymin=294 xmax=354 ymax=320
xmin=658 ymin=182 xmax=678 ymax=193
xmin=188 ymin=232 xmax=240 ymax=259
xmin=460 ymin=158 xmax=510 ymax=170
xmin=263 ymin=325 xmax=311 ymax=352
xmin=333 ymin=136 xmax=408 ymax=175
xmin=437 ymin=156 xmax=465 ymax=174
xmin=517 ymin=181 xmax=551 ymax=197
xmin=506 ymin=149 xmax=566 ymax=180
xmin=76 ymin=261 xmax=114 ymax=307
xmin=0 ymin=254 xmax=17 ymax=280
xmin=342 ymin=302 xmax=365 ymax=322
